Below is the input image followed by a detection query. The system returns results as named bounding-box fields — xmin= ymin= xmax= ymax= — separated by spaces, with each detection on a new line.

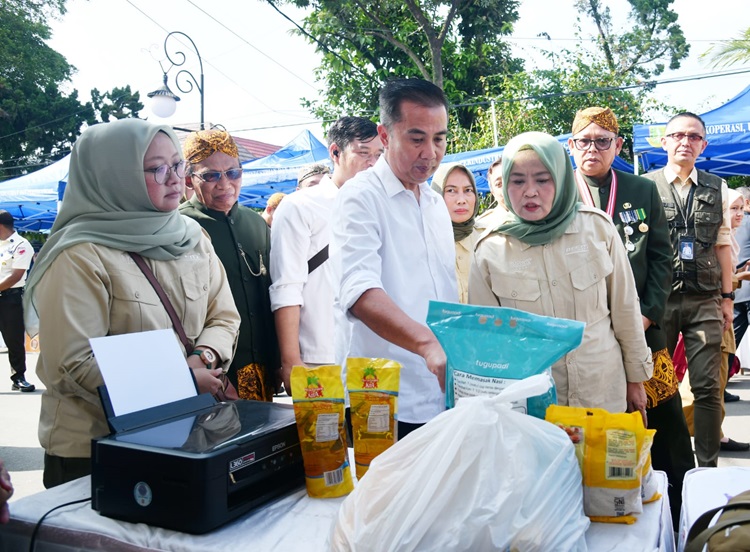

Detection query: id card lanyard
xmin=670 ymin=183 xmax=696 ymax=236
xmin=575 ymin=169 xmax=617 ymax=217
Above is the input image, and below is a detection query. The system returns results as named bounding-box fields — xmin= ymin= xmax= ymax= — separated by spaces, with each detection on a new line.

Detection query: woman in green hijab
xmin=26 ymin=119 xmax=240 ymax=488
xmin=431 ymin=162 xmax=479 ymax=303
xmin=469 ymin=132 xmax=652 ymax=421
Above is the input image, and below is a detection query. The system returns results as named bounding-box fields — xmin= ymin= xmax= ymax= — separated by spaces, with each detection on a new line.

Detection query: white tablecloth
xmin=1 ymin=471 xmax=675 ymax=551
xmin=678 ymin=466 xmax=750 ymax=551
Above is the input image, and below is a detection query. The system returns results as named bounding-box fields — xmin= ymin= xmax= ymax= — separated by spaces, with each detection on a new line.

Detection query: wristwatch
xmin=191 ymin=349 xmax=216 ymax=368
xmin=721 ymin=291 xmax=735 ymax=300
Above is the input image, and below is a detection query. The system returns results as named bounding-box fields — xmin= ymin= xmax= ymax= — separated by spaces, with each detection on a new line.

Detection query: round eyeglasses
xmin=572 ymin=138 xmax=614 ymax=151
xmin=144 ymin=161 xmax=186 ymax=185
xmin=192 ymin=168 xmax=244 ymax=183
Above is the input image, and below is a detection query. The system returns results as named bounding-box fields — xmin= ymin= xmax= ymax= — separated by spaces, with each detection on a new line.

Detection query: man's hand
xmin=626 ymin=382 xmax=648 ymax=427
xmin=280 ymin=356 xmax=304 ymax=396
xmin=722 ymin=298 xmax=734 ymax=332
xmin=417 ymin=337 xmax=447 ymax=392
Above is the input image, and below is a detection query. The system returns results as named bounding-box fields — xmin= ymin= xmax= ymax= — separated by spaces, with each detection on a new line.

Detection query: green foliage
xmin=703 ymin=27 xmax=750 ymax=68
xmin=0 ymin=1 xmax=143 ymax=181
xmin=272 ymin=0 xmax=523 ymax=130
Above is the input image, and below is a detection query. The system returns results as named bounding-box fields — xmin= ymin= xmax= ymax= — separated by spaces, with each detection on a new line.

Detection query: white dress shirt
xmin=269 ymin=175 xmax=339 ymax=364
xmin=332 ymin=156 xmax=458 ymax=423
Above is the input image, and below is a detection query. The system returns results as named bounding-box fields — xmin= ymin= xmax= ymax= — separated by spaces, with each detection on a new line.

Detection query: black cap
xmin=0 ymin=210 xmax=15 ymax=228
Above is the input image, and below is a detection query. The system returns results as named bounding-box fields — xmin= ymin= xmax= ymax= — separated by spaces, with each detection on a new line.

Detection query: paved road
xmin=3 ymin=352 xmax=750 ymax=505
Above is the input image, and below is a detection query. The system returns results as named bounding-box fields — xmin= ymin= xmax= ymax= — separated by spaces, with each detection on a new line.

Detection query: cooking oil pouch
xmin=346 ymin=358 xmax=400 ymax=479
xmin=427 ymin=301 xmax=585 ymax=418
xmin=546 ymin=405 xmax=649 ymax=524
xmin=291 ymin=364 xmax=354 ymax=498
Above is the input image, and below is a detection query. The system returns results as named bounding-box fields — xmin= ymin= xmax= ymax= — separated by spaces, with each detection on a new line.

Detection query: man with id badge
xmin=643 ymin=112 xmax=734 ymax=469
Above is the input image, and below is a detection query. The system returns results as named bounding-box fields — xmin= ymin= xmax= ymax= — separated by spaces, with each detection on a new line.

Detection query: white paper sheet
xmin=89 ymin=329 xmax=197 ymax=416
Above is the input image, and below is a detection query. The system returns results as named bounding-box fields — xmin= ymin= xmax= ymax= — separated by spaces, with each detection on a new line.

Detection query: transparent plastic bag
xmin=330 ymin=375 xmax=590 ymax=552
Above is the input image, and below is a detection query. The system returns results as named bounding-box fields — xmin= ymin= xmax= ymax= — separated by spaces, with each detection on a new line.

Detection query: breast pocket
xmin=110 ymin=276 xmax=162 ymax=334
xmin=489 ymin=272 xmax=542 ymax=309
xmin=568 ymin=247 xmax=613 ymax=322
xmin=180 ymin=269 xmax=209 ymax=338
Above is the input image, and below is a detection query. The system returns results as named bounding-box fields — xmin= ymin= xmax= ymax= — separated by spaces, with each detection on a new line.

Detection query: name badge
xmin=679 ymin=237 xmax=695 ymax=261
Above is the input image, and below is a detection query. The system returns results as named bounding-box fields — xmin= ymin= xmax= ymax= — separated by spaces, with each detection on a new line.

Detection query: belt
xmin=0 ymin=288 xmax=24 ymax=298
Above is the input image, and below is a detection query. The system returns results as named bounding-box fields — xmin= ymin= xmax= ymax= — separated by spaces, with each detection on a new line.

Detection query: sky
xmin=46 ymin=0 xmax=750 ymax=148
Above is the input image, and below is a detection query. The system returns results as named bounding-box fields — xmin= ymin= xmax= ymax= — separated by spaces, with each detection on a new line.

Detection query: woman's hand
xmin=0 ymin=459 xmax=14 ymax=525
xmin=190 ymin=366 xmax=225 ymax=395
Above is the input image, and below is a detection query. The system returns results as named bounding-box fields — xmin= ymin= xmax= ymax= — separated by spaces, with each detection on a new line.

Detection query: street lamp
xmin=147 ymin=31 xmax=204 ymax=129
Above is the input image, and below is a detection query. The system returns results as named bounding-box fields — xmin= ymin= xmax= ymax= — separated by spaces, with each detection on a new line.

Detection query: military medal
xmin=639 ymin=222 xmax=649 ymax=233
xmin=623 ymin=225 xmax=634 ymax=236
xmin=626 ymin=241 xmax=636 ymax=252
xmin=623 ymin=202 xmax=632 ymax=209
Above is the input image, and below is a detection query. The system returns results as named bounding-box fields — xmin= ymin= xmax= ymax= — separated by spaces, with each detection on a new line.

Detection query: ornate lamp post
xmin=147 ymin=31 xmax=204 ymax=129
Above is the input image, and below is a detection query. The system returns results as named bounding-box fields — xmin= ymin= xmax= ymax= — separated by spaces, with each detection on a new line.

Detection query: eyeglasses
xmin=192 ymin=168 xmax=244 ymax=183
xmin=144 ymin=161 xmax=186 ymax=185
xmin=572 ymin=138 xmax=614 ymax=151
xmin=666 ymin=132 xmax=704 ymax=143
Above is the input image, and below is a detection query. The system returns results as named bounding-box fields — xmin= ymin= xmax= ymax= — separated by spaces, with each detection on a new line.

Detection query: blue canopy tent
xmin=240 ymin=130 xmax=332 ymax=208
xmin=0 ymin=155 xmax=69 ymax=231
xmin=634 ymin=85 xmax=750 ymax=176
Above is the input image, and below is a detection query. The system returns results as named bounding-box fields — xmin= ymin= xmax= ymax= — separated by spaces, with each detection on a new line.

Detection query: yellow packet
xmin=346 ymin=358 xmax=400 ymax=479
xmin=640 ymin=430 xmax=661 ymax=504
xmin=291 ymin=365 xmax=354 ymax=498
xmin=546 ymin=406 xmax=648 ymax=524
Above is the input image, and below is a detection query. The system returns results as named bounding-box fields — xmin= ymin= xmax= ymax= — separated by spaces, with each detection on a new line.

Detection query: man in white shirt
xmin=0 ymin=211 xmax=35 ymax=392
xmin=270 ymin=117 xmax=383 ymax=392
xmin=332 ymin=78 xmax=458 ymax=439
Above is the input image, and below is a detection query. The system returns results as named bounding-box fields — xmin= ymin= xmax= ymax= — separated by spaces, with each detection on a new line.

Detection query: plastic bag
xmin=330 ymin=374 xmax=590 ymax=552
xmin=426 ymin=301 xmax=585 ymax=418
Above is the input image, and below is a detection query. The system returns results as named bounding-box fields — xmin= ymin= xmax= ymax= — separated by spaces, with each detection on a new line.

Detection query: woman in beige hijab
xmin=431 ymin=163 xmax=479 ymax=303
xmin=25 ymin=119 xmax=240 ymax=488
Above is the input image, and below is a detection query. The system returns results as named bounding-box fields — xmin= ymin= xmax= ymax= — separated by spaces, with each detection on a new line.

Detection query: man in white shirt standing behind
xmin=270 ymin=117 xmax=383 ymax=393
xmin=332 ymin=78 xmax=458 ymax=439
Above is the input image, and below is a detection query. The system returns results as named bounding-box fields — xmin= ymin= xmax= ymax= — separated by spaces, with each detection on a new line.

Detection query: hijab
xmin=496 ymin=131 xmax=581 ymax=246
xmin=430 ymin=162 xmax=479 ymax=241
xmin=25 ymin=118 xmax=202 ymax=325
xmin=728 ymin=187 xmax=744 ymax=269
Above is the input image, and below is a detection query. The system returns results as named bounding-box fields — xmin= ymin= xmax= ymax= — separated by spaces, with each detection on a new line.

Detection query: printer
xmin=91 ymin=394 xmax=305 ymax=534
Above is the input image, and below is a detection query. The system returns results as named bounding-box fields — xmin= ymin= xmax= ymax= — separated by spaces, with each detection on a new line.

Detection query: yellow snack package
xmin=346 ymin=358 xmax=400 ymax=479
xmin=291 ymin=365 xmax=354 ymax=498
xmin=546 ymin=405 xmax=649 ymax=524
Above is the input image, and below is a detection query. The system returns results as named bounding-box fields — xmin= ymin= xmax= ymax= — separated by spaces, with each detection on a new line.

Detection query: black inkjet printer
xmin=91 ymin=391 xmax=304 ymax=534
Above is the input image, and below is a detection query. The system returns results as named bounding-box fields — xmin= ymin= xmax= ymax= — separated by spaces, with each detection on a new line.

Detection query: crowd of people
xmin=1 ymin=77 xmax=747 ymax=532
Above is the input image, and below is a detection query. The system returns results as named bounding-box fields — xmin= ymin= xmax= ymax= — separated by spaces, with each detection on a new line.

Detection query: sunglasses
xmin=193 ymin=168 xmax=244 ymax=183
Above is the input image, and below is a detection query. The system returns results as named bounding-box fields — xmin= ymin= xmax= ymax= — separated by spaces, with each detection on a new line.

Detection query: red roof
xmin=233 ymin=136 xmax=281 ymax=163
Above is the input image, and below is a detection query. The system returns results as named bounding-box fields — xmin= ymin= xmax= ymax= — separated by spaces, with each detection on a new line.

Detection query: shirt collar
xmin=664 ymin=165 xmax=698 ymax=186
xmin=0 ymin=231 xmax=19 ymax=244
xmin=374 ymin=156 xmax=438 ymax=204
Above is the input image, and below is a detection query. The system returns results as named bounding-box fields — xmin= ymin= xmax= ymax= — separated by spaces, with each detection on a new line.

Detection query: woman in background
xmin=25 ymin=119 xmax=240 ymax=488
xmin=431 ymin=162 xmax=479 ymax=303
xmin=469 ymin=132 xmax=652 ymax=420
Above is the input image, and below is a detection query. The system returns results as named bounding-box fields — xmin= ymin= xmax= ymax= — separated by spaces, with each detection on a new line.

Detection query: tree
xmin=0 ymin=1 xmax=144 ymax=181
xmin=268 ymin=0 xmax=523 ymax=128
xmin=704 ymin=27 xmax=750 ymax=68
xmin=575 ymin=0 xmax=689 ymax=79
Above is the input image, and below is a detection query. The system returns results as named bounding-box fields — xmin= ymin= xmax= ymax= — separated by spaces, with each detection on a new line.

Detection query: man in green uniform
xmin=643 ymin=112 xmax=735 ymax=469
xmin=180 ymin=129 xmax=278 ymax=401
xmin=569 ymin=107 xmax=693 ymax=528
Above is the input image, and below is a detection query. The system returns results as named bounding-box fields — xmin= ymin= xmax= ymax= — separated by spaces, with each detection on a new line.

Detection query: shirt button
xmin=203 ymin=284 xmax=209 ymax=291
xmin=230 ymin=219 xmax=235 ymax=225
xmin=552 ymin=281 xmax=557 ymax=286
xmin=511 ymin=291 xmax=518 ymax=297
xmin=135 ymin=291 xmax=140 ymax=299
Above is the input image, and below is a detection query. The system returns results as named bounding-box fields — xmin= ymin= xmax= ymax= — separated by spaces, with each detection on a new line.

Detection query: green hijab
xmin=25 ymin=118 xmax=202 ymax=325
xmin=496 ymin=131 xmax=581 ymax=245
xmin=430 ymin=162 xmax=479 ymax=241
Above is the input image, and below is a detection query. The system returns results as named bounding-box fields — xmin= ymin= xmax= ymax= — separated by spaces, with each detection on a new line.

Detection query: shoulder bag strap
xmin=128 ymin=252 xmax=190 ymax=351
xmin=307 ymin=244 xmax=329 ymax=274
xmin=685 ymin=499 xmax=750 ymax=552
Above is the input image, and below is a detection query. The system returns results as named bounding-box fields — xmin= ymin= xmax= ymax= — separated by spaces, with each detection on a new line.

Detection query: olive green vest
xmin=643 ymin=169 xmax=724 ymax=293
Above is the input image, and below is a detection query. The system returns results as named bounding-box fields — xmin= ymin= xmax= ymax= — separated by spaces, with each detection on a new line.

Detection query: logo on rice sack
xmin=361 ymin=365 xmax=379 ymax=389
xmin=305 ymin=375 xmax=324 ymax=398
